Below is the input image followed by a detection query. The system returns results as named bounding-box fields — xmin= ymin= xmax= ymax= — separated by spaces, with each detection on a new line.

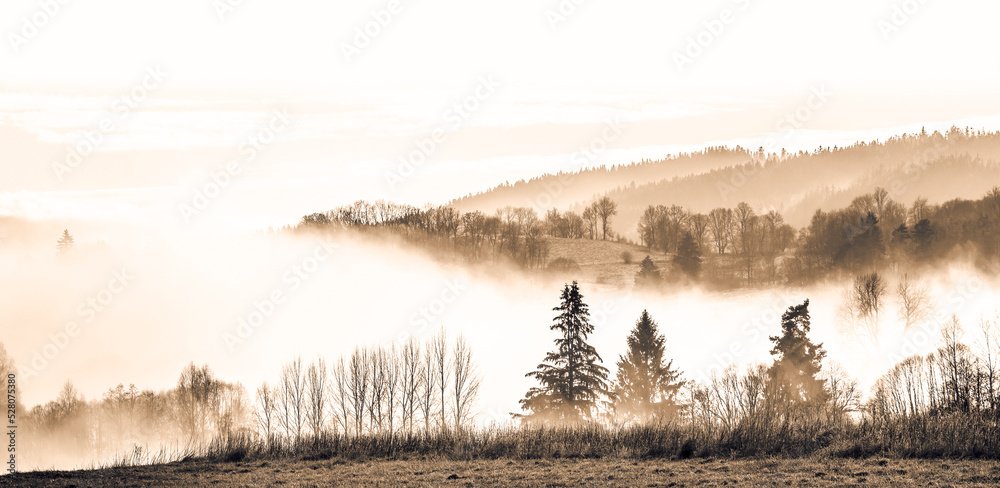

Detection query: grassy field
xmin=7 ymin=457 xmax=1000 ymax=487
xmin=545 ymin=237 xmax=663 ymax=288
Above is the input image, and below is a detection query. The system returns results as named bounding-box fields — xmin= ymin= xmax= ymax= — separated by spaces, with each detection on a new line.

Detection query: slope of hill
xmin=450 ymin=147 xmax=754 ymax=213
xmin=450 ymin=129 xmax=1000 ymax=236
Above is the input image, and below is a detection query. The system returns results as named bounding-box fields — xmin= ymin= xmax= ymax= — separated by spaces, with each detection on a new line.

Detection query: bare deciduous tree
xmin=400 ymin=338 xmax=422 ymax=434
xmin=419 ymin=340 xmax=438 ymax=433
xmin=367 ymin=348 xmax=389 ymax=432
xmin=175 ymin=363 xmax=222 ymax=445
xmin=897 ymin=274 xmax=933 ymax=334
xmin=592 ymin=196 xmax=618 ymax=240
xmin=255 ymin=383 xmax=276 ymax=446
xmin=277 ymin=357 xmax=306 ymax=442
xmin=840 ymin=272 xmax=887 ymax=346
xmin=433 ymin=329 xmax=450 ymax=432
xmin=347 ymin=348 xmax=369 ymax=436
xmin=708 ymin=207 xmax=733 ymax=255
xmin=978 ymin=315 xmax=1000 ymax=410
xmin=451 ymin=335 xmax=481 ymax=431
xmin=331 ymin=357 xmax=352 ymax=435
xmin=384 ymin=346 xmax=400 ymax=434
xmin=305 ymin=357 xmax=329 ymax=438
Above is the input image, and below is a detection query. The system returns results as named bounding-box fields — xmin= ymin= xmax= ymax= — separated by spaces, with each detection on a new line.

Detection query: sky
xmin=2 ymin=0 xmax=1000 ymax=228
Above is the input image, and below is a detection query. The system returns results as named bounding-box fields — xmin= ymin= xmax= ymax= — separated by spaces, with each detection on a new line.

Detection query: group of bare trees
xmin=686 ymin=300 xmax=859 ymax=443
xmin=689 ymin=362 xmax=860 ymax=439
xmin=638 ymin=204 xmax=694 ymax=254
xmin=175 ymin=363 xmax=250 ymax=445
xmin=838 ymin=272 xmax=935 ymax=348
xmin=793 ymin=188 xmax=954 ymax=279
xmin=22 ymin=333 xmax=481 ymax=467
xmin=296 ymin=195 xmax=628 ymax=269
xmin=869 ymin=315 xmax=1000 ymax=420
xmin=638 ymin=202 xmax=794 ymax=286
xmin=255 ymin=332 xmax=481 ymax=444
xmin=300 ymin=202 xmax=551 ymax=269
xmin=19 ymin=363 xmax=250 ymax=469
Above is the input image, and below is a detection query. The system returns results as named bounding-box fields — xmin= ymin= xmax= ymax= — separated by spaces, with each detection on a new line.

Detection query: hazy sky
xmin=2 ymin=0 xmax=1000 ymax=227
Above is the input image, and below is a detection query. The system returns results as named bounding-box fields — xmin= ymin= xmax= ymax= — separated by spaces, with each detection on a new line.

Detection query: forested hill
xmin=448 ymin=147 xmax=753 ymax=213
xmin=450 ymin=128 xmax=1000 ymax=230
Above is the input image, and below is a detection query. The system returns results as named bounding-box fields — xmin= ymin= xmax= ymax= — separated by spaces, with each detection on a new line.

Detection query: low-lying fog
xmin=1 ymin=217 xmax=997 ymax=427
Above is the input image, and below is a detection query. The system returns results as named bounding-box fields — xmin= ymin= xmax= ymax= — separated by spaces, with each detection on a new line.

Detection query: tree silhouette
xmin=56 ymin=229 xmax=75 ymax=254
xmin=767 ymin=300 xmax=828 ymax=416
xmin=592 ymin=196 xmax=618 ymax=240
xmin=519 ymin=281 xmax=609 ymax=424
xmin=912 ymin=218 xmax=935 ymax=259
xmin=611 ymin=310 xmax=684 ymax=423
xmin=672 ymin=231 xmax=702 ymax=279
xmin=839 ymin=273 xmax=887 ymax=346
xmin=635 ymin=255 xmax=660 ymax=286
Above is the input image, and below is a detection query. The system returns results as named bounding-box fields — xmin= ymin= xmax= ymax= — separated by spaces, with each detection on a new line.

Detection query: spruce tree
xmin=56 ymin=229 xmax=75 ymax=255
xmin=611 ymin=310 xmax=683 ymax=423
xmin=672 ymin=231 xmax=702 ymax=278
xmin=519 ymin=281 xmax=609 ymax=424
xmin=767 ymin=299 xmax=828 ymax=411
xmin=635 ymin=255 xmax=660 ymax=286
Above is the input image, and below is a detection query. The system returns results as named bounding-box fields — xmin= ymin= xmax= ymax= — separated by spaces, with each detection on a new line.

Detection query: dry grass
xmin=545 ymin=237 xmax=658 ymax=287
xmin=8 ymin=456 xmax=1000 ymax=487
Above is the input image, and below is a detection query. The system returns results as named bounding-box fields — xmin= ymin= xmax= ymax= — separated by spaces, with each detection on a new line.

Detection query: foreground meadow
xmin=6 ymin=457 xmax=1000 ymax=487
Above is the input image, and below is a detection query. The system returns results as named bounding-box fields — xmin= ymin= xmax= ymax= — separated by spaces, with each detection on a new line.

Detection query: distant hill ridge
xmin=449 ymin=128 xmax=1000 ymax=232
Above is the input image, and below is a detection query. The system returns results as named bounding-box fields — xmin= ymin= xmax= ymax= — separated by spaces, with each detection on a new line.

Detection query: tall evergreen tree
xmin=519 ymin=281 xmax=609 ymax=424
xmin=672 ymin=231 xmax=702 ymax=278
xmin=611 ymin=310 xmax=683 ymax=423
xmin=767 ymin=299 xmax=828 ymax=413
xmin=56 ymin=229 xmax=75 ymax=255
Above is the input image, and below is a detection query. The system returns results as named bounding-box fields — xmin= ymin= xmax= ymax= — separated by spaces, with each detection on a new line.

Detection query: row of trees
xmin=22 ymin=367 xmax=249 ymax=468
xmin=299 ymin=202 xmax=550 ymax=268
xmin=869 ymin=316 xmax=991 ymax=418
xmin=631 ymin=199 xmax=793 ymax=287
xmin=291 ymin=186 xmax=999 ymax=289
xmin=545 ymin=196 xmax=619 ymax=241
xmin=517 ymin=282 xmax=835 ymax=430
xmin=254 ymin=333 xmax=480 ymax=444
xmin=632 ymin=187 xmax=999 ymax=288
xmin=17 ymin=333 xmax=480 ymax=469
xmin=792 ymin=187 xmax=1000 ymax=280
